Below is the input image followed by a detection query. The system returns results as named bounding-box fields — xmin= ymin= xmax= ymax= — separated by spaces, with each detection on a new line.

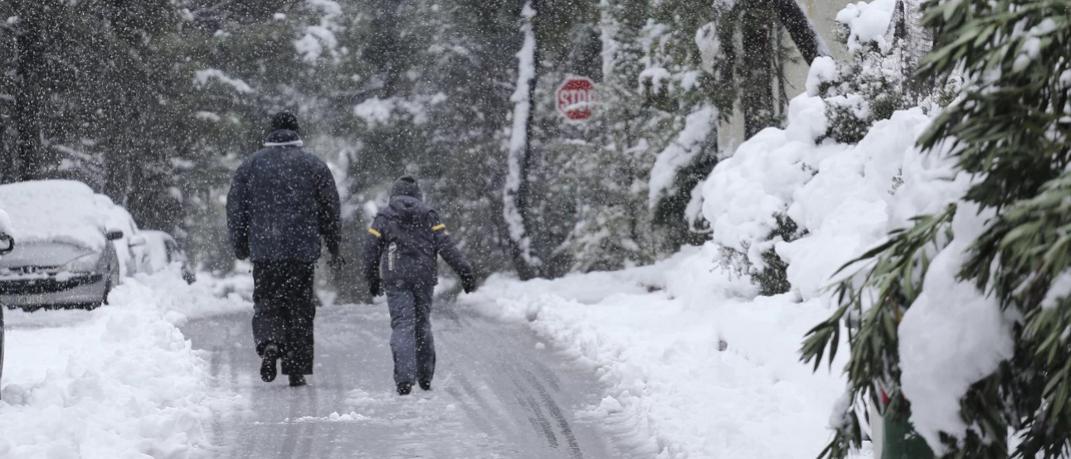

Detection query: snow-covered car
xmin=0 ymin=180 xmax=145 ymax=310
xmin=137 ymin=230 xmax=196 ymax=284
xmin=0 ymin=229 xmax=14 ymax=399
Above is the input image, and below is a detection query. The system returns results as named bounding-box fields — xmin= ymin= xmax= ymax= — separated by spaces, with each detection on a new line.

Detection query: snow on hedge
xmin=0 ymin=272 xmax=248 ymax=457
xmin=699 ymin=39 xmax=1017 ymax=451
xmin=699 ymin=83 xmax=967 ymax=300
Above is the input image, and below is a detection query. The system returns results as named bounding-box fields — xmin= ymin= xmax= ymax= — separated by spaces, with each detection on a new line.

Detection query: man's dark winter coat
xmin=227 ymin=129 xmax=341 ymax=263
xmin=363 ymin=177 xmax=474 ymax=290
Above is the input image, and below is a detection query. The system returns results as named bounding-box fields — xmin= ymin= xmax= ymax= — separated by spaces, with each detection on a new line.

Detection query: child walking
xmin=363 ymin=176 xmax=478 ymax=395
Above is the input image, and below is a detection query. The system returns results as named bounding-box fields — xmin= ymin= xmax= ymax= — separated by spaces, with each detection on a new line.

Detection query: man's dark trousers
xmin=252 ymin=261 xmax=316 ymax=376
xmin=386 ymin=282 xmax=436 ymax=386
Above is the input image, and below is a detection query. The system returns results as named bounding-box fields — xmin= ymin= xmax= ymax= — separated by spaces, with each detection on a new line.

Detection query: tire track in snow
xmin=184 ymin=304 xmax=617 ymax=458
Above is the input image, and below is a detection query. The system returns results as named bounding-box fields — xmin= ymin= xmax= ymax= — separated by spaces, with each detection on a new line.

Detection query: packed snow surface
xmin=0 ymin=271 xmax=249 ymax=458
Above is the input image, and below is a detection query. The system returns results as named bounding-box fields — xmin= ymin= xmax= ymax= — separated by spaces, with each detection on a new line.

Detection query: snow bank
xmin=0 ymin=180 xmax=121 ymax=251
xmin=0 ymin=272 xmax=245 ymax=458
xmin=463 ymin=246 xmax=865 ymax=458
xmin=130 ymin=269 xmax=253 ymax=325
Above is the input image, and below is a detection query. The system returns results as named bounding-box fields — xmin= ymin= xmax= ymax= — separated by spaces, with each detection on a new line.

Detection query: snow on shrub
xmin=699 ymin=89 xmax=962 ymax=300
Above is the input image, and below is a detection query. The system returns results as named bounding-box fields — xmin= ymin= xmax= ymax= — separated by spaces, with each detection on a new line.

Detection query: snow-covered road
xmin=182 ymin=301 xmax=627 ymax=459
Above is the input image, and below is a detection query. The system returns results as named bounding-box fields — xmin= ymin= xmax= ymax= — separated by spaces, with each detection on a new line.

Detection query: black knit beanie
xmin=390 ymin=176 xmax=423 ymax=200
xmin=270 ymin=111 xmax=300 ymax=133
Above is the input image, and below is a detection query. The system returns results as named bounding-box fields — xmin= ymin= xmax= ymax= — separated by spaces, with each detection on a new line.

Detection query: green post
xmin=881 ymin=397 xmax=935 ymax=459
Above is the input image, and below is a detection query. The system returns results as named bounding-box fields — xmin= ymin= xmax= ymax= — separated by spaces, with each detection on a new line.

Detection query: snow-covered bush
xmin=701 ymin=89 xmax=951 ymax=300
xmin=700 ymin=0 xmax=944 ymax=296
xmin=812 ymin=0 xmax=933 ymax=144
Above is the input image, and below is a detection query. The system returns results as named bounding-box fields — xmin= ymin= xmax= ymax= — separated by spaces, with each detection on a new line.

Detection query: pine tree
xmin=550 ymin=0 xmax=657 ymax=272
xmin=802 ymin=1 xmax=1071 ymax=457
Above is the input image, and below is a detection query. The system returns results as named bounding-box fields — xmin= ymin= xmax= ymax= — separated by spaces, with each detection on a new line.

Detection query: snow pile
xmin=128 ymin=269 xmax=252 ymax=324
xmin=0 ymin=180 xmax=122 ymax=251
xmin=0 ymin=273 xmax=240 ymax=458
xmin=464 ymin=245 xmax=862 ymax=458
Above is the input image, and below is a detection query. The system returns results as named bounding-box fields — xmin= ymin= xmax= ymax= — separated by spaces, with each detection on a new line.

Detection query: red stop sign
xmin=556 ymin=76 xmax=596 ymax=122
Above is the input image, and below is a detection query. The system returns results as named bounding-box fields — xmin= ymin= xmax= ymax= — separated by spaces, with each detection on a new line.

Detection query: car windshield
xmin=0 ymin=241 xmax=93 ymax=269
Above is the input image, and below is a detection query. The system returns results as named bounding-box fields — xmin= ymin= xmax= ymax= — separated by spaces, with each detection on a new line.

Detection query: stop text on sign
xmin=556 ymin=76 xmax=597 ymax=123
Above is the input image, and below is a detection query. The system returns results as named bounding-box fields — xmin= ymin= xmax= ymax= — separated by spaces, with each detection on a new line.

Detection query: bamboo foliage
xmin=802 ymin=0 xmax=1071 ymax=457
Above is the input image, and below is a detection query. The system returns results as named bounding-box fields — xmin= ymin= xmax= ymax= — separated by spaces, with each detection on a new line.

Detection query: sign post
xmin=556 ymin=76 xmax=597 ymax=123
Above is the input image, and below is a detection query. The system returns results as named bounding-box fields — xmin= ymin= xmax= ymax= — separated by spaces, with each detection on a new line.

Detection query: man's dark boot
xmin=397 ymin=382 xmax=413 ymax=395
xmin=289 ymin=374 xmax=307 ymax=387
xmin=260 ymin=344 xmax=280 ymax=383
xmin=419 ymin=380 xmax=432 ymax=391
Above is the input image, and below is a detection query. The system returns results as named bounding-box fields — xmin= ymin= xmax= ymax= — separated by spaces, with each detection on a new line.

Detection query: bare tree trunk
xmin=774 ymin=0 xmax=831 ymax=64
xmin=13 ymin=7 xmax=45 ymax=181
xmin=740 ymin=0 xmax=776 ymax=138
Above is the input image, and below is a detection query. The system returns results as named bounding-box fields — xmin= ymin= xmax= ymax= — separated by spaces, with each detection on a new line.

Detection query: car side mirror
xmin=106 ymin=230 xmax=124 ymax=241
xmin=128 ymin=235 xmax=147 ymax=247
xmin=0 ymin=234 xmax=14 ymax=255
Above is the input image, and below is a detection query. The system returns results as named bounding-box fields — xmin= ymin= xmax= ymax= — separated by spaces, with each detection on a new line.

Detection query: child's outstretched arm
xmin=429 ymin=212 xmax=477 ymax=293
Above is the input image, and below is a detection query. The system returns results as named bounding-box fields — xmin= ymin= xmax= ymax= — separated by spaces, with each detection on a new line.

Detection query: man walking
xmin=227 ymin=111 xmax=342 ymax=387
xmin=364 ymin=176 xmax=477 ymax=395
